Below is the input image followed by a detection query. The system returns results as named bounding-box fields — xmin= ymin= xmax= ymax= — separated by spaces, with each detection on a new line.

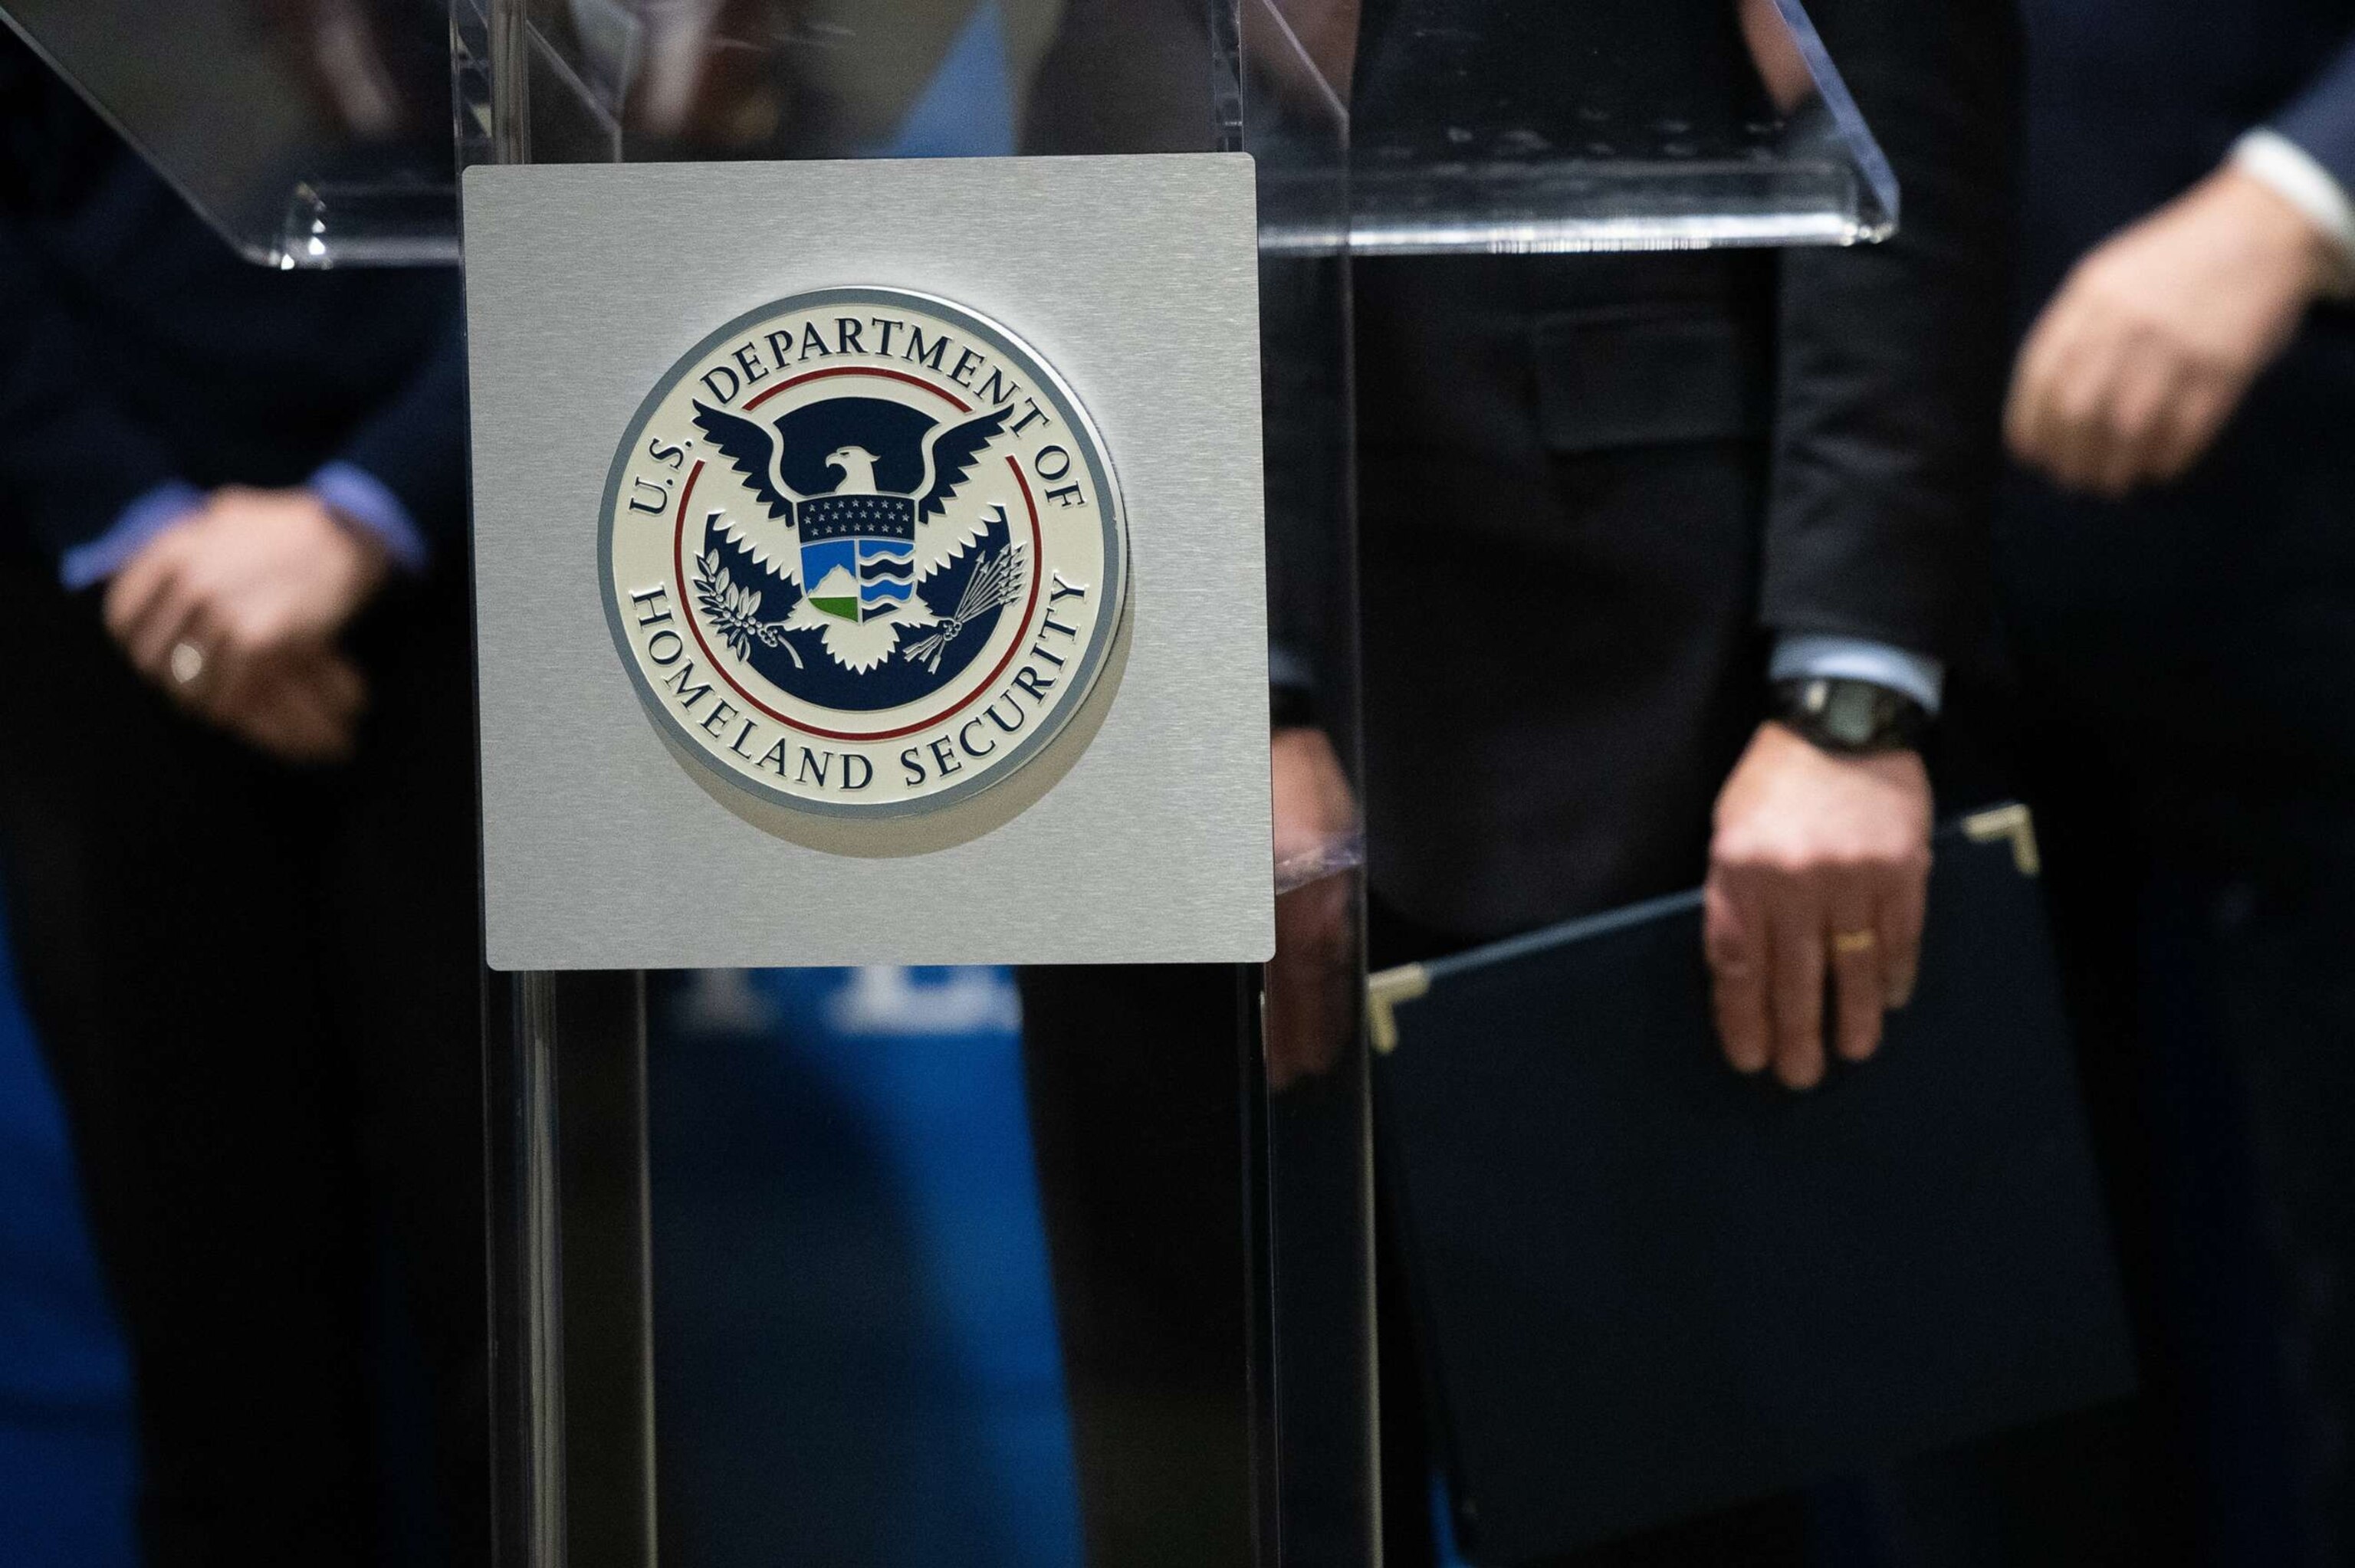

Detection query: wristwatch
xmin=1767 ymin=676 xmax=1930 ymax=756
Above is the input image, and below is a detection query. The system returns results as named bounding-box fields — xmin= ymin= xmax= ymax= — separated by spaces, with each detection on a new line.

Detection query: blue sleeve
xmin=309 ymin=461 xmax=430 ymax=573
xmin=57 ymin=481 xmax=206 ymax=590
xmin=2272 ymin=30 xmax=2355 ymax=194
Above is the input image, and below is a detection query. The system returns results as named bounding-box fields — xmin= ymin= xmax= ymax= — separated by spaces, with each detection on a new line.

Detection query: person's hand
xmin=103 ymin=486 xmax=389 ymax=763
xmin=1267 ymin=724 xmax=1361 ymax=1091
xmin=1736 ymin=0 xmax=1813 ymax=113
xmin=1703 ymin=722 xmax=1933 ymax=1090
xmin=2007 ymin=165 xmax=2340 ymax=497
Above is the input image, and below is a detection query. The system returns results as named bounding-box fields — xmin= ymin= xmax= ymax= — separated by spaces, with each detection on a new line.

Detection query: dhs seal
xmin=600 ymin=287 xmax=1128 ymax=818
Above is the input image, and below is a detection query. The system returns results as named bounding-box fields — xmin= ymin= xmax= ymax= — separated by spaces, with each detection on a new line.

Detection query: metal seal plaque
xmin=466 ymin=156 xmax=1269 ymax=968
xmin=601 ymin=287 xmax=1127 ymax=818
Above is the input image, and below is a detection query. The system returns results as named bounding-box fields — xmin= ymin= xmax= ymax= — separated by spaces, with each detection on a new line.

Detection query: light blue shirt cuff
xmin=310 ymin=461 xmax=429 ymax=574
xmin=1770 ymin=634 xmax=1946 ymax=714
xmin=2232 ymin=128 xmax=2355 ymax=296
xmin=59 ymin=481 xmax=206 ymax=591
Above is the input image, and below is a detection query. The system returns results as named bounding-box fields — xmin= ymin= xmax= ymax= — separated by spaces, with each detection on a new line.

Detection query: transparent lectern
xmin=2 ymin=1 xmax=1894 ymax=1563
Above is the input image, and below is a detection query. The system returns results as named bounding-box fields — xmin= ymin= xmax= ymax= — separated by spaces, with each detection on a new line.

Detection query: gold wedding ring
xmin=168 ymin=640 xmax=206 ymax=688
xmin=1831 ymin=928 xmax=1878 ymax=956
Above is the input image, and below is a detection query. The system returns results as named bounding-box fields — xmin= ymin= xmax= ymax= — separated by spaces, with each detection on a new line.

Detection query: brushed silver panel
xmin=465 ymin=155 xmax=1272 ymax=969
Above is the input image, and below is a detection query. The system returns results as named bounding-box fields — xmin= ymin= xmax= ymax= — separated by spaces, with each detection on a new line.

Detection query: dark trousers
xmin=0 ymin=560 xmax=487 ymax=1566
xmin=1016 ymin=963 xmax=1257 ymax=1568
xmin=2022 ymin=743 xmax=2355 ymax=1568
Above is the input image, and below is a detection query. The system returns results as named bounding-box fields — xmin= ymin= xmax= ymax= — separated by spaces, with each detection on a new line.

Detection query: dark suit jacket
xmin=1355 ymin=0 xmax=2021 ymax=935
xmin=0 ymin=31 xmax=465 ymax=571
xmin=2000 ymin=2 xmax=2355 ymax=801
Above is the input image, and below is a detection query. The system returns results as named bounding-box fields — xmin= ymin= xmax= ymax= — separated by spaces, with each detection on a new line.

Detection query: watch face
xmin=1823 ymin=682 xmax=1883 ymax=746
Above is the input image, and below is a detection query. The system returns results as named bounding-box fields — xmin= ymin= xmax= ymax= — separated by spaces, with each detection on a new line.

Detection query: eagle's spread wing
xmin=914 ymin=405 xmax=1013 ymax=521
xmin=691 ymin=401 xmax=800 ymax=520
xmin=691 ymin=402 xmax=805 ymax=576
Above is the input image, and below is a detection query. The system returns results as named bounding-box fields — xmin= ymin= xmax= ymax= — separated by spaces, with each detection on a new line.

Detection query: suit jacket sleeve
xmin=0 ymin=205 xmax=186 ymax=565
xmin=1759 ymin=0 xmax=2022 ymax=662
xmin=2273 ymin=31 xmax=2355 ymax=194
xmin=331 ymin=314 xmax=471 ymax=552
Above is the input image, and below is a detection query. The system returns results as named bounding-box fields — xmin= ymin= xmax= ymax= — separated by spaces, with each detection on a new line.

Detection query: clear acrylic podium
xmin=0 ymin=2 xmax=1894 ymax=1563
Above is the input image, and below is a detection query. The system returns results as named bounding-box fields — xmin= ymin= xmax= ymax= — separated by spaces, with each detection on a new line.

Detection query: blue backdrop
xmin=0 ymin=956 xmax=1082 ymax=1566
xmin=0 ymin=897 xmax=136 ymax=1566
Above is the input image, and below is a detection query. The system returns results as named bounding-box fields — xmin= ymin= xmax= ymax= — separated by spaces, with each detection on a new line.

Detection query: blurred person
xmin=1353 ymin=0 xmax=2010 ymax=1093
xmin=1348 ymin=0 xmax=2020 ymax=1557
xmin=0 ymin=31 xmax=483 ymax=1565
xmin=1998 ymin=4 xmax=2355 ymax=1561
xmin=1012 ymin=0 xmax=2021 ymax=1563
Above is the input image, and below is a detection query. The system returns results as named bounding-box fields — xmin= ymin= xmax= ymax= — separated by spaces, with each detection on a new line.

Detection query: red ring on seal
xmin=662 ymin=366 xmax=1049 ymax=743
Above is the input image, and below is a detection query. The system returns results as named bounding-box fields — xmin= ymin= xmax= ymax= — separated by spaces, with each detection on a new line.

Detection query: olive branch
xmin=693 ymin=548 xmax=801 ymax=669
xmin=904 ymin=531 xmax=1026 ymax=675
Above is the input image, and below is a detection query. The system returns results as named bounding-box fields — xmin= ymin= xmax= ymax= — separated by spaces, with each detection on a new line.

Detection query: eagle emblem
xmin=688 ymin=395 xmax=1026 ymax=677
xmin=599 ymin=285 xmax=1125 ymax=818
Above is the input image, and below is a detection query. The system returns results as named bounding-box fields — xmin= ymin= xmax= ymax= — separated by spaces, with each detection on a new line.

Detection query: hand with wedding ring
xmin=104 ymin=486 xmax=388 ymax=763
xmin=1701 ymin=721 xmax=1934 ymax=1090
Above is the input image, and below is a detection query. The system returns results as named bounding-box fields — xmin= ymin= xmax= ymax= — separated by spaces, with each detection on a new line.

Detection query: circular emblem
xmin=601 ymin=287 xmax=1127 ymax=818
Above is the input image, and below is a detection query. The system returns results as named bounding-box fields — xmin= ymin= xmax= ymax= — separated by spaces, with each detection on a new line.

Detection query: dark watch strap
xmin=1768 ymin=676 xmax=1930 ymax=756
